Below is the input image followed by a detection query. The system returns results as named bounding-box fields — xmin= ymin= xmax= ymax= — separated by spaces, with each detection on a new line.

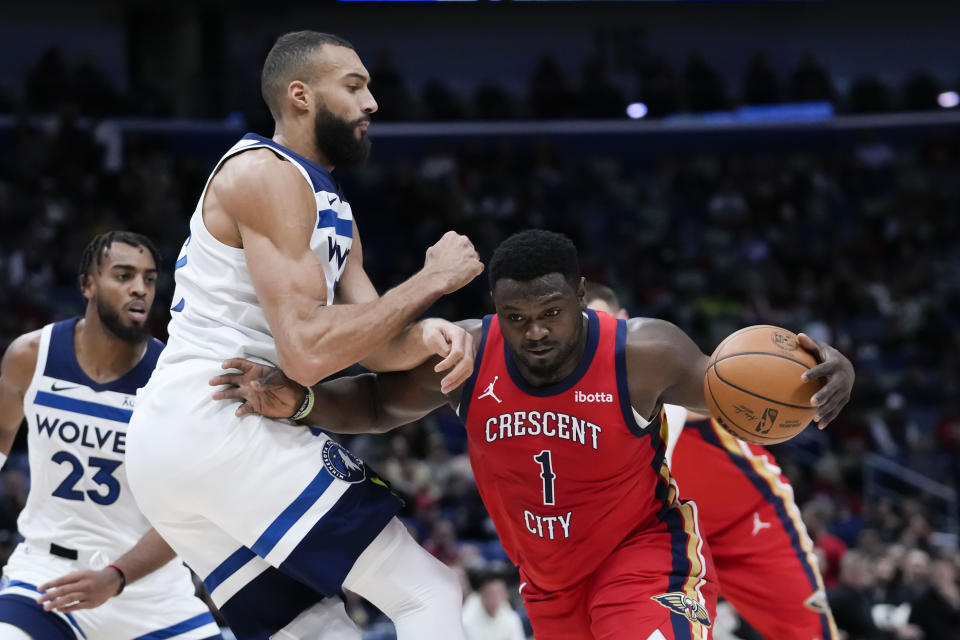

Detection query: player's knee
xmin=429 ymin=561 xmax=462 ymax=605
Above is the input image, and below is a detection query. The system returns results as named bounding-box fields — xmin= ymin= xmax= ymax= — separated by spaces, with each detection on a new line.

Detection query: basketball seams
xmin=705 ymin=365 xmax=814 ymax=444
xmin=712 ymin=324 xmax=780 ymax=361
xmin=710 ymin=359 xmax=816 ymax=411
xmin=712 ymin=351 xmax=815 ymax=370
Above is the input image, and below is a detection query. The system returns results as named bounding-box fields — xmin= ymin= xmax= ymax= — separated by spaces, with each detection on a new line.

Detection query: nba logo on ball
xmin=322 ymin=441 xmax=366 ymax=483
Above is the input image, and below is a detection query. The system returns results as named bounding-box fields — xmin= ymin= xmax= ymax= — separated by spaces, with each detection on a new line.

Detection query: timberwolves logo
xmin=652 ymin=593 xmax=712 ymax=627
xmin=322 ymin=440 xmax=366 ymax=483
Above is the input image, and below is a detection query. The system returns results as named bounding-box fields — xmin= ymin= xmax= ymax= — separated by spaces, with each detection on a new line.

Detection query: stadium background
xmin=1 ymin=1 xmax=958 ymax=638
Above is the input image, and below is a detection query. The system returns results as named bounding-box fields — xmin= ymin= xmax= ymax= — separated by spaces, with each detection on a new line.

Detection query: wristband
xmin=290 ymin=386 xmax=315 ymax=421
xmin=107 ymin=564 xmax=126 ymax=595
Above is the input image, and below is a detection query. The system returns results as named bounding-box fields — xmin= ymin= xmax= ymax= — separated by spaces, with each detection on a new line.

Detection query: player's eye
xmin=508 ymin=314 xmax=525 ymax=323
xmin=544 ymin=308 xmax=561 ymax=318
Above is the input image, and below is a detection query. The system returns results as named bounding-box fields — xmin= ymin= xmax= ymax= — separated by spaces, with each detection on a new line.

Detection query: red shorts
xmin=671 ymin=419 xmax=838 ymax=640
xmin=519 ymin=501 xmax=718 ymax=640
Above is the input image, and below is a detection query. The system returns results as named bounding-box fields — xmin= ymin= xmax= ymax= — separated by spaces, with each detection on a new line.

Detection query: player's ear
xmin=79 ymin=272 xmax=94 ymax=301
xmin=576 ymin=277 xmax=586 ymax=310
xmin=287 ymin=80 xmax=311 ymax=113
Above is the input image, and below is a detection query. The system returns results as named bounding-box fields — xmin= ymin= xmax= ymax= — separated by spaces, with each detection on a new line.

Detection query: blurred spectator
xmin=528 ymin=56 xmax=574 ymax=119
xmin=368 ymin=51 xmax=414 ymax=121
xmin=462 ymin=576 xmax=525 ymax=640
xmin=849 ymin=75 xmax=893 ymax=114
xmin=909 ymin=555 xmax=960 ymax=639
xmin=868 ymin=393 xmax=921 ymax=461
xmin=685 ymin=52 xmax=728 ymax=112
xmin=741 ymin=52 xmax=780 ymax=105
xmin=803 ymin=500 xmax=849 ymax=588
xmin=788 ymin=54 xmax=835 ymax=103
xmin=901 ymin=72 xmax=941 ymax=111
xmin=423 ymin=519 xmax=462 ymax=566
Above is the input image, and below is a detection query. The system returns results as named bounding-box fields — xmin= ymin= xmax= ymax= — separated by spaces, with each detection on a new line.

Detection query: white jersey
xmin=157 ymin=133 xmax=354 ymax=371
xmin=17 ymin=319 xmax=162 ymax=559
xmin=3 ymin=318 xmax=221 ymax=640
xmin=663 ymin=404 xmax=688 ymax=467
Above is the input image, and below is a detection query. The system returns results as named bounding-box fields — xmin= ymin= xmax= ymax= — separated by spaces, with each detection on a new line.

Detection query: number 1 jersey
xmin=17 ymin=318 xmax=162 ymax=559
xmin=459 ymin=310 xmax=682 ymax=592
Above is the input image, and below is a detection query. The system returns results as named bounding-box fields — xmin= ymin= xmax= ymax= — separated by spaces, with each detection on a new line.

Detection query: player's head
xmin=488 ymin=230 xmax=586 ymax=380
xmin=584 ymin=282 xmax=629 ymax=319
xmin=78 ymin=231 xmax=159 ymax=343
xmin=261 ymin=31 xmax=376 ymax=168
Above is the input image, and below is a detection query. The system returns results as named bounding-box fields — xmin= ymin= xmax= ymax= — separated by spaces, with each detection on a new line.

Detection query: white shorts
xmin=126 ymin=362 xmax=401 ymax=640
xmin=0 ymin=542 xmax=220 ymax=640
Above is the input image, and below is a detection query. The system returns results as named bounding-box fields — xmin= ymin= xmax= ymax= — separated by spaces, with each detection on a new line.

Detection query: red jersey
xmin=459 ymin=310 xmax=687 ymax=592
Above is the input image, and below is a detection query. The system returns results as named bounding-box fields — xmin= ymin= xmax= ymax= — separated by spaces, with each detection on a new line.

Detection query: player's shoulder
xmin=622 ymin=317 xmax=701 ymax=371
xmin=623 ymin=317 xmax=685 ymax=349
xmin=1 ymin=329 xmax=42 ymax=384
xmin=212 ymin=148 xmax=310 ymax=208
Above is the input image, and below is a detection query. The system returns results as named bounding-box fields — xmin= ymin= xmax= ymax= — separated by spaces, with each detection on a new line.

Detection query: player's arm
xmin=334 ymin=220 xmax=475 ymax=393
xmin=0 ymin=332 xmax=40 ymax=461
xmin=210 ymin=320 xmax=483 ymax=433
xmin=623 ymin=318 xmax=712 ymax=418
xmin=211 ymin=152 xmax=482 ymax=386
xmin=37 ymin=529 xmax=177 ymax=612
xmin=624 ymin=319 xmax=854 ymax=428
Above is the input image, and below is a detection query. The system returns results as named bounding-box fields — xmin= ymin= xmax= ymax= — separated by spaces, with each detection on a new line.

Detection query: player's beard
xmin=97 ymin=298 xmax=148 ymax=344
xmin=314 ymin=102 xmax=371 ymax=169
xmin=520 ymin=320 xmax=585 ymax=381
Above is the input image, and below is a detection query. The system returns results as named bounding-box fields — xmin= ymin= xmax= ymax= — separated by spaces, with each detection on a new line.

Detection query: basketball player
xmin=0 ymin=232 xmax=221 ymax=640
xmin=125 ymin=31 xmax=483 ymax=640
xmin=585 ymin=282 xmax=840 ymax=639
xmin=211 ymin=230 xmax=855 ymax=640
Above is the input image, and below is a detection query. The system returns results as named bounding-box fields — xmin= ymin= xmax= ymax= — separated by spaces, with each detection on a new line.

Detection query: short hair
xmin=261 ymin=31 xmax=355 ymax=119
xmin=584 ymin=282 xmax=620 ymax=311
xmin=488 ymin=229 xmax=579 ymax=290
xmin=78 ymin=231 xmax=160 ymax=291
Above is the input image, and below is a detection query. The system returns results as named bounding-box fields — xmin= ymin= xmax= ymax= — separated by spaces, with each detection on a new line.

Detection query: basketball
xmin=703 ymin=325 xmax=822 ymax=445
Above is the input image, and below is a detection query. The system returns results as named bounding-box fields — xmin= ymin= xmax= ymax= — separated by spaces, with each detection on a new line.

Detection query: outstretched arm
xmin=37 ymin=529 xmax=177 ymax=612
xmin=210 ymin=319 xmax=483 ymax=433
xmin=624 ymin=319 xmax=854 ymax=429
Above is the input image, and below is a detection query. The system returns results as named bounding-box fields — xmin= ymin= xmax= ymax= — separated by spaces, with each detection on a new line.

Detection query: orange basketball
xmin=703 ymin=325 xmax=822 ymax=445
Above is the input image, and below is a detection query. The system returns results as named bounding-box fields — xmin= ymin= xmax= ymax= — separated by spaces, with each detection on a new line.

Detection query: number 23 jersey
xmin=17 ymin=318 xmax=162 ymax=559
xmin=459 ymin=309 xmax=677 ymax=592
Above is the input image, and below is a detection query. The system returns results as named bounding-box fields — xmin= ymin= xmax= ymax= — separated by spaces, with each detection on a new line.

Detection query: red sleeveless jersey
xmin=459 ymin=309 xmax=676 ymax=592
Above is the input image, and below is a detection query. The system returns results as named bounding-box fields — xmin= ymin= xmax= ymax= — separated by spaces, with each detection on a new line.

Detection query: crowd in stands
xmin=1 ymin=65 xmax=959 ymax=639
xmin=4 ymin=45 xmax=958 ymax=123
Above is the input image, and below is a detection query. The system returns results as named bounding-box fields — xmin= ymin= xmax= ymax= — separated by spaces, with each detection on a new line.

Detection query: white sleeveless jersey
xmin=157 ymin=133 xmax=354 ymax=370
xmin=663 ymin=404 xmax=688 ymax=467
xmin=18 ymin=318 xmax=162 ymax=559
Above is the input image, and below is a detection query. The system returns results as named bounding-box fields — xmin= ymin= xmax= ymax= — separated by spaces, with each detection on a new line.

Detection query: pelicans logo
xmin=651 ymin=593 xmax=712 ymax=627
xmin=322 ymin=441 xmax=366 ymax=483
xmin=804 ymin=589 xmax=830 ymax=615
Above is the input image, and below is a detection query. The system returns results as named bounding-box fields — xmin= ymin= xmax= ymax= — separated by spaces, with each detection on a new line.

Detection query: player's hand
xmin=423 ymin=231 xmax=483 ymax=294
xmin=210 ymin=358 xmax=304 ymax=419
xmin=37 ymin=568 xmax=123 ymax=612
xmin=798 ymin=333 xmax=854 ymax=430
xmin=421 ymin=319 xmax=476 ymax=394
